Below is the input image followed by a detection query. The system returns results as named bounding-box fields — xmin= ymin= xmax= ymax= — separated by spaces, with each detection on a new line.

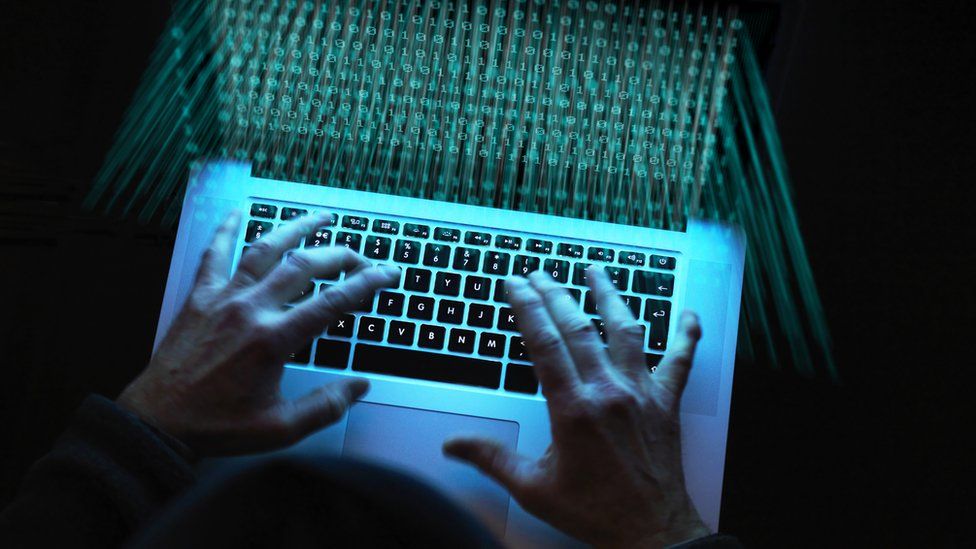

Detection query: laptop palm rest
xmin=342 ymin=402 xmax=519 ymax=536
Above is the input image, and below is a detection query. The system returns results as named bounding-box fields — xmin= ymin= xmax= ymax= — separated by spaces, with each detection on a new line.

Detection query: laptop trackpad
xmin=342 ymin=402 xmax=519 ymax=535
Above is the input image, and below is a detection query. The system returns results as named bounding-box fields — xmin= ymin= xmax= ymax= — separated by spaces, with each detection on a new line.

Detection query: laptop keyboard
xmin=241 ymin=201 xmax=679 ymax=397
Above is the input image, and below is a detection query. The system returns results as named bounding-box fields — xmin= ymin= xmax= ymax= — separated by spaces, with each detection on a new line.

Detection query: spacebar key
xmin=352 ymin=344 xmax=501 ymax=389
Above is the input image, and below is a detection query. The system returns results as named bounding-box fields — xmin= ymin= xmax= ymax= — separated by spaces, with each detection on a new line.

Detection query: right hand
xmin=444 ymin=269 xmax=710 ymax=548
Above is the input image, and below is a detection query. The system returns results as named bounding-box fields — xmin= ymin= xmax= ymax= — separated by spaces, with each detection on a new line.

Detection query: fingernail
xmin=380 ymin=265 xmax=401 ymax=276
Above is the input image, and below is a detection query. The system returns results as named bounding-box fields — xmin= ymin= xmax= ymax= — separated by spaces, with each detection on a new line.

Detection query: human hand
xmin=118 ymin=211 xmax=399 ymax=456
xmin=444 ymin=269 xmax=709 ymax=548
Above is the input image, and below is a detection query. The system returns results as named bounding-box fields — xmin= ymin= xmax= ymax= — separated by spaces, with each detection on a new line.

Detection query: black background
xmin=0 ymin=1 xmax=971 ymax=546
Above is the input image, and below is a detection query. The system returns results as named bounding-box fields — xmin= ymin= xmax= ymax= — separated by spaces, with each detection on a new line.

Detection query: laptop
xmin=155 ymin=160 xmax=745 ymax=546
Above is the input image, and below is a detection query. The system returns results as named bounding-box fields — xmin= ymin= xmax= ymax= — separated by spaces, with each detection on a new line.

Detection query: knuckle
xmin=285 ymin=250 xmax=315 ymax=272
xmin=613 ymin=321 xmax=645 ymax=341
xmin=565 ymin=319 xmax=596 ymax=339
xmin=532 ymin=330 xmax=564 ymax=356
xmin=318 ymin=391 xmax=348 ymax=421
xmin=599 ymin=388 xmax=641 ymax=417
xmin=248 ymin=238 xmax=275 ymax=256
xmin=561 ymin=399 xmax=599 ymax=428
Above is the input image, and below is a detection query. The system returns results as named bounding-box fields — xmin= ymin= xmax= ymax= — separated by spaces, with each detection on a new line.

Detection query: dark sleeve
xmin=0 ymin=395 xmax=196 ymax=548
xmin=670 ymin=533 xmax=744 ymax=548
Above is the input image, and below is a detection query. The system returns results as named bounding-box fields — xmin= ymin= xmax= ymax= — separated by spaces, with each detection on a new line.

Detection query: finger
xmin=278 ymin=378 xmax=370 ymax=444
xmin=283 ymin=265 xmax=400 ymax=341
xmin=586 ymin=267 xmax=648 ymax=380
xmin=251 ymin=247 xmax=370 ymax=304
xmin=443 ymin=437 xmax=536 ymax=499
xmin=653 ymin=311 xmax=702 ymax=408
xmin=527 ymin=271 xmax=610 ymax=383
xmin=195 ymin=210 xmax=241 ymax=288
xmin=233 ymin=212 xmax=331 ymax=286
xmin=505 ymin=276 xmax=581 ymax=399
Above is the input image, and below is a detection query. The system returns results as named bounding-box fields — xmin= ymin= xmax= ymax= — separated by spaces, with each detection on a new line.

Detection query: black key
xmin=592 ymin=319 xmax=607 ymax=342
xmin=467 ymin=303 xmax=495 ymax=328
xmin=621 ymin=294 xmax=642 ymax=318
xmin=245 ymin=220 xmax=273 ymax=242
xmin=527 ymin=239 xmax=553 ymax=254
xmin=418 ymin=324 xmax=446 ymax=349
xmin=513 ymin=255 xmax=540 ymax=276
xmin=327 ymin=314 xmax=355 ymax=338
xmin=377 ymin=291 xmax=405 ymax=316
xmin=372 ymin=219 xmax=400 ymax=234
xmin=464 ymin=276 xmax=492 ymax=300
xmin=464 ymin=231 xmax=491 ymax=246
xmin=364 ymin=236 xmax=391 ymax=260
xmin=482 ymin=252 xmax=511 ymax=276
xmin=644 ymin=299 xmax=672 ymax=351
xmin=620 ymin=251 xmax=646 ymax=266
xmin=498 ymin=307 xmax=519 ymax=331
xmin=434 ymin=227 xmax=461 ymax=242
xmin=321 ymin=213 xmax=339 ymax=226
xmin=437 ymin=300 xmax=465 ymax=324
xmin=281 ymin=207 xmax=308 ymax=220
xmin=355 ymin=294 xmax=375 ymax=313
xmin=651 ymin=254 xmax=677 ymax=270
xmin=583 ymin=291 xmax=599 ymax=314
xmin=478 ymin=332 xmax=506 ymax=357
xmin=645 ymin=353 xmax=664 ymax=373
xmin=543 ymin=259 xmax=570 ymax=283
xmin=423 ymin=243 xmax=452 ymax=268
xmin=342 ymin=215 xmax=369 ymax=230
xmin=587 ymin=247 xmax=615 ymax=263
xmin=557 ymin=243 xmax=583 ymax=258
xmin=287 ymin=341 xmax=312 ymax=364
xmin=335 ymin=231 xmax=363 ymax=253
xmin=250 ymin=203 xmax=277 ymax=219
xmin=572 ymin=262 xmax=593 ymax=285
xmin=434 ymin=272 xmax=462 ymax=296
xmin=632 ymin=271 xmax=675 ymax=297
xmin=604 ymin=267 xmax=629 ymax=291
xmin=388 ymin=320 xmax=415 ymax=345
xmin=493 ymin=279 xmax=510 ymax=303
xmin=567 ymin=288 xmax=582 ymax=302
xmin=404 ymin=268 xmax=432 ymax=292
xmin=394 ymin=239 xmax=421 ymax=264
xmin=452 ymin=247 xmax=481 ymax=271
xmin=504 ymin=364 xmax=538 ymax=394
xmin=353 ymin=343 xmax=501 ymax=389
xmin=314 ymin=339 xmax=351 ymax=369
xmin=404 ymin=223 xmax=430 ymax=238
xmin=357 ymin=316 xmax=386 ymax=341
xmin=495 ymin=235 xmax=522 ymax=250
xmin=508 ymin=336 xmax=530 ymax=361
xmin=407 ymin=295 xmax=435 ymax=320
xmin=305 ymin=228 xmax=333 ymax=248
xmin=448 ymin=328 xmax=476 ymax=354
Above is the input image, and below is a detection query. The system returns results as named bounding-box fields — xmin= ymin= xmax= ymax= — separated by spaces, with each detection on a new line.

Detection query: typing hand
xmin=118 ymin=211 xmax=399 ymax=456
xmin=444 ymin=269 xmax=709 ymax=548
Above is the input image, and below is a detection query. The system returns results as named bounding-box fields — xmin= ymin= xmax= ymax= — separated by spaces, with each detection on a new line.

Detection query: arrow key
xmin=632 ymin=271 xmax=674 ymax=297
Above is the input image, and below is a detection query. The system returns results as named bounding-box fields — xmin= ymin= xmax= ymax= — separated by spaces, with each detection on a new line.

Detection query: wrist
xmin=600 ymin=498 xmax=710 ymax=549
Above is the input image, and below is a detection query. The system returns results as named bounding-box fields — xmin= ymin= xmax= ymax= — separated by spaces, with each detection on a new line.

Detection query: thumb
xmin=283 ymin=377 xmax=370 ymax=442
xmin=654 ymin=311 xmax=702 ymax=407
xmin=443 ymin=437 xmax=535 ymax=497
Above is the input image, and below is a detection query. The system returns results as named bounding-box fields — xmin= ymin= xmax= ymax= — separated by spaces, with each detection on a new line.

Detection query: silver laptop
xmin=154 ymin=160 xmax=745 ymax=546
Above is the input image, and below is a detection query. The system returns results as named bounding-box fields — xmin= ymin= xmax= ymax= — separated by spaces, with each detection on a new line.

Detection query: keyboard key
xmin=478 ymin=332 xmax=506 ymax=357
xmin=377 ymin=291 xmax=405 ymax=316
xmin=464 ymin=231 xmax=491 ymax=246
xmin=434 ymin=272 xmax=462 ymax=296
xmin=453 ymin=247 xmax=481 ymax=271
xmin=508 ymin=336 xmax=530 ymax=361
xmin=342 ymin=215 xmax=369 ymax=230
xmin=587 ymin=247 xmax=615 ymax=262
xmin=353 ymin=343 xmax=501 ymax=388
xmin=557 ymin=243 xmax=583 ymax=258
xmin=645 ymin=353 xmax=664 ymax=373
xmin=288 ymin=341 xmax=312 ymax=364
xmin=604 ymin=267 xmax=629 ymax=291
xmin=394 ymin=239 xmax=421 ymax=264
xmin=513 ymin=255 xmax=540 ymax=276
xmin=305 ymin=228 xmax=333 ymax=248
xmin=495 ymin=235 xmax=522 ymax=250
xmin=504 ymin=364 xmax=538 ymax=394
xmin=493 ymin=279 xmax=510 ymax=303
xmin=498 ymin=307 xmax=519 ymax=331
xmin=314 ymin=339 xmax=351 ymax=369
xmin=364 ymin=236 xmax=391 ymax=260
xmin=464 ymin=276 xmax=492 ymax=300
xmin=327 ymin=314 xmax=355 ymax=338
xmin=355 ymin=294 xmax=374 ymax=313
xmin=437 ymin=300 xmax=465 ymax=324
xmin=335 ymin=231 xmax=363 ymax=253
xmin=644 ymin=299 xmax=672 ymax=351
xmin=572 ymin=262 xmax=593 ymax=285
xmin=467 ymin=303 xmax=495 ymax=328
xmin=448 ymin=328 xmax=476 ymax=354
xmin=404 ymin=223 xmax=430 ymax=238
xmin=245 ymin=220 xmax=273 ymax=242
xmin=620 ymin=251 xmax=646 ymax=266
xmin=434 ymin=227 xmax=461 ymax=242
xmin=418 ymin=324 xmax=446 ymax=349
xmin=372 ymin=219 xmax=400 ymax=234
xmin=407 ymin=295 xmax=435 ymax=320
xmin=621 ymin=295 xmax=642 ymax=318
xmin=404 ymin=268 xmax=432 ymax=292
xmin=651 ymin=255 xmax=677 ymax=270
xmin=289 ymin=281 xmax=315 ymax=304
xmin=357 ymin=316 xmax=385 ymax=341
xmin=544 ymin=259 xmax=570 ymax=283
xmin=632 ymin=271 xmax=675 ymax=297
xmin=583 ymin=291 xmax=599 ymax=314
xmin=250 ymin=203 xmax=277 ymax=219
xmin=527 ymin=239 xmax=553 ymax=254
xmin=567 ymin=288 xmax=582 ymax=302
xmin=281 ymin=207 xmax=308 ymax=220
xmin=423 ymin=243 xmax=452 ymax=267
xmin=482 ymin=252 xmax=511 ymax=276
xmin=388 ymin=320 xmax=415 ymax=345
xmin=592 ymin=320 xmax=607 ymax=342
